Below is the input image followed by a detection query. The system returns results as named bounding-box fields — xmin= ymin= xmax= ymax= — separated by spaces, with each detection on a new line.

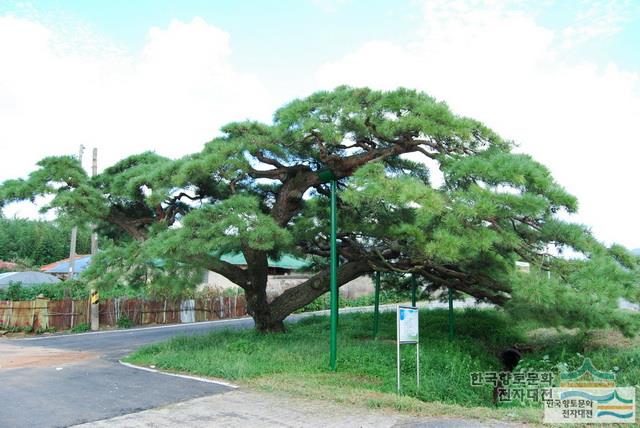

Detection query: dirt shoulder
xmin=0 ymin=341 xmax=97 ymax=369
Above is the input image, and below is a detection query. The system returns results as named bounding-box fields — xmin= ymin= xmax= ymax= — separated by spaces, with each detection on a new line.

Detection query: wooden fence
xmin=0 ymin=296 xmax=247 ymax=331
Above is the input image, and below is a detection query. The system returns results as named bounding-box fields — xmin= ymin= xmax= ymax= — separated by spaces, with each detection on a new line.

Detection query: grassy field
xmin=126 ymin=308 xmax=640 ymax=423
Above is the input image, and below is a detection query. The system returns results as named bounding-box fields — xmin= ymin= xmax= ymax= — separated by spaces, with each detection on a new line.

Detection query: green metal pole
xmin=448 ymin=287 xmax=454 ymax=341
xmin=411 ymin=275 xmax=417 ymax=307
xmin=329 ymin=179 xmax=338 ymax=371
xmin=373 ymin=271 xmax=380 ymax=339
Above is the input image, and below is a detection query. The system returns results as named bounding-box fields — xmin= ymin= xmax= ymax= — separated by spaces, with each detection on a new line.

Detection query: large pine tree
xmin=1 ymin=87 xmax=637 ymax=332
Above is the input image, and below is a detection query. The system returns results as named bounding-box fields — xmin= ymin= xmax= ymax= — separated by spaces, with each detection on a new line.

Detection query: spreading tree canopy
xmin=1 ymin=87 xmax=637 ymax=332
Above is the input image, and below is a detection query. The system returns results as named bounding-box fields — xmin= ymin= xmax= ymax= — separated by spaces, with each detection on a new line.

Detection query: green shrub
xmin=117 ymin=316 xmax=133 ymax=329
xmin=70 ymin=322 xmax=90 ymax=333
xmin=5 ymin=283 xmax=23 ymax=300
xmin=0 ymin=280 xmax=90 ymax=301
xmin=0 ymin=324 xmax=27 ymax=333
xmin=296 ymin=288 xmax=411 ymax=313
xmin=0 ymin=280 xmax=206 ymax=302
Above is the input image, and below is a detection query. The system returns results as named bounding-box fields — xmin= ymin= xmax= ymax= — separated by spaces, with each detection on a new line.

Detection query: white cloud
xmin=561 ymin=0 xmax=634 ymax=48
xmin=2 ymin=3 xmax=639 ymax=249
xmin=315 ymin=0 xmax=640 ymax=248
xmin=0 ymin=15 xmax=274 ymax=190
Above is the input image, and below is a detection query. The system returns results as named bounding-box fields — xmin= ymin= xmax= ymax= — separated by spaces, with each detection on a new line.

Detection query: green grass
xmin=0 ymin=324 xmax=56 ymax=334
xmin=126 ymin=308 xmax=640 ymax=423
xmin=295 ymin=288 xmax=411 ymax=313
xmin=70 ymin=322 xmax=90 ymax=333
xmin=517 ymin=328 xmax=640 ymax=391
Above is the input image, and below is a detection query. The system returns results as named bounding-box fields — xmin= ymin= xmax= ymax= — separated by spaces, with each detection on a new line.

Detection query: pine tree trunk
xmin=242 ymin=248 xmax=287 ymax=333
xmin=245 ymin=285 xmax=287 ymax=333
xmin=241 ymin=251 xmax=371 ymax=334
xmin=253 ymin=310 xmax=286 ymax=333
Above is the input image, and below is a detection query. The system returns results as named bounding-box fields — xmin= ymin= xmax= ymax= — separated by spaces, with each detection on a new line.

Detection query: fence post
xmin=234 ymin=290 xmax=238 ymax=318
xmin=373 ymin=271 xmax=381 ymax=339
xmin=34 ymin=297 xmax=49 ymax=330
xmin=8 ymin=300 xmax=13 ymax=327
xmin=31 ymin=299 xmax=36 ymax=329
xmin=70 ymin=299 xmax=75 ymax=329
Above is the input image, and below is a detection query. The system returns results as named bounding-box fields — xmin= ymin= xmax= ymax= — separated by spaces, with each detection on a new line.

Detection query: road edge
xmin=118 ymin=360 xmax=239 ymax=389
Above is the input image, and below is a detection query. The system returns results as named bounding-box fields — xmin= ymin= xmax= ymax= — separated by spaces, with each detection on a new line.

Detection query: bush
xmin=117 ymin=316 xmax=133 ymax=329
xmin=0 ymin=278 xmax=235 ymax=302
xmin=0 ymin=280 xmax=90 ymax=301
xmin=0 ymin=324 xmax=28 ymax=333
xmin=296 ymin=287 xmax=411 ymax=313
xmin=0 ymin=280 xmax=153 ymax=302
xmin=5 ymin=283 xmax=23 ymax=300
xmin=70 ymin=322 xmax=90 ymax=333
xmin=0 ymin=324 xmax=54 ymax=334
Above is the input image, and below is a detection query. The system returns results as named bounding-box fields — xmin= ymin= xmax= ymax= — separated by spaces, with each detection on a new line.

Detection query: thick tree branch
xmin=106 ymin=210 xmax=149 ymax=242
xmin=185 ymin=254 xmax=249 ymax=287
xmin=269 ymin=260 xmax=372 ymax=321
xmin=255 ymin=151 xmax=286 ymax=169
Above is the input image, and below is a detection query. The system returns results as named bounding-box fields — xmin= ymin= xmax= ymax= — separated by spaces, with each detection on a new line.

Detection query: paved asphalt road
xmin=0 ymin=302 xmax=490 ymax=428
xmin=0 ymin=317 xmax=256 ymax=428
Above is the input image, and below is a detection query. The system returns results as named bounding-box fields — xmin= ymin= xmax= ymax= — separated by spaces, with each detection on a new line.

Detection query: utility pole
xmin=68 ymin=145 xmax=85 ymax=279
xmin=68 ymin=227 xmax=77 ymax=278
xmin=90 ymin=148 xmax=98 ymax=255
xmin=90 ymin=147 xmax=99 ymax=331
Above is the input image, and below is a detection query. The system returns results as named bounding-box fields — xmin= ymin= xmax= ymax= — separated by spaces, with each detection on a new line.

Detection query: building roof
xmin=39 ymin=252 xmax=310 ymax=276
xmin=0 ymin=271 xmax=61 ymax=288
xmin=219 ymin=253 xmax=310 ymax=270
xmin=41 ymin=255 xmax=92 ymax=274
xmin=0 ymin=261 xmax=18 ymax=270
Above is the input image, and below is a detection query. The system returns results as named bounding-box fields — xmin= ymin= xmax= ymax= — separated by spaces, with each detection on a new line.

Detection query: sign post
xmin=372 ymin=272 xmax=381 ymax=339
xmin=90 ymin=290 xmax=99 ymax=331
xmin=411 ymin=275 xmax=417 ymax=307
xmin=448 ymin=287 xmax=454 ymax=341
xmin=329 ymin=178 xmax=338 ymax=371
xmin=397 ymin=305 xmax=419 ymax=393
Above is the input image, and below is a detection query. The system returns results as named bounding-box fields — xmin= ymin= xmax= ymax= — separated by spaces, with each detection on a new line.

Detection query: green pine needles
xmin=1 ymin=86 xmax=637 ymax=333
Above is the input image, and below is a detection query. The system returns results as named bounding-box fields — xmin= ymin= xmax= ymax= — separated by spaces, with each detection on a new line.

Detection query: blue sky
xmin=0 ymin=0 xmax=639 ymax=248
xmin=2 ymin=0 xmax=418 ymax=98
xmin=3 ymin=0 xmax=638 ymax=95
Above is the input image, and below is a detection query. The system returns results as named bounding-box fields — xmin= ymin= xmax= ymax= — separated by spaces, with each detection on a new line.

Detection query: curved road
xmin=1 ymin=302 xmax=495 ymax=428
xmin=0 ymin=317 xmax=255 ymax=428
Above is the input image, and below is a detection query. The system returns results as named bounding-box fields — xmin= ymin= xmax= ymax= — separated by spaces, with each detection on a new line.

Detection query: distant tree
xmin=0 ymin=218 xmax=90 ymax=266
xmin=1 ymin=87 xmax=638 ymax=332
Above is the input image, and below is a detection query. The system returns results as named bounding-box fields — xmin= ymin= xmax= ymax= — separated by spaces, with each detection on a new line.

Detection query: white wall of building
xmin=200 ymin=271 xmax=374 ymax=300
